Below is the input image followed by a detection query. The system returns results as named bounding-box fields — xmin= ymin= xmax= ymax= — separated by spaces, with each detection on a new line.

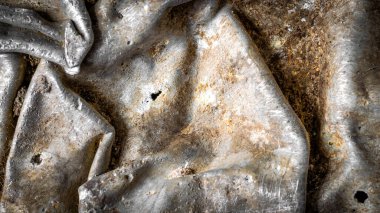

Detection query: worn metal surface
xmin=77 ymin=4 xmax=309 ymax=212
xmin=0 ymin=0 xmax=93 ymax=74
xmin=0 ymin=0 xmax=378 ymax=212
xmin=1 ymin=60 xmax=114 ymax=212
xmin=315 ymin=0 xmax=380 ymax=212
xmin=0 ymin=54 xmax=24 ymax=170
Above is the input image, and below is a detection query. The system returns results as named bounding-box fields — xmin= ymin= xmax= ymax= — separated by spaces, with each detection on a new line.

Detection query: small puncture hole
xmin=31 ymin=154 xmax=42 ymax=165
xmin=151 ymin=91 xmax=162 ymax=101
xmin=354 ymin=191 xmax=368 ymax=203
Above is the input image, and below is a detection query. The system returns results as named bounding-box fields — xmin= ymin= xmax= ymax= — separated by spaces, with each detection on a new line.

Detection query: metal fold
xmin=0 ymin=0 xmax=378 ymax=212
xmin=0 ymin=0 xmax=93 ymax=75
xmin=78 ymin=5 xmax=309 ymax=212
xmin=315 ymin=0 xmax=380 ymax=212
xmin=1 ymin=60 xmax=114 ymax=212
xmin=0 ymin=53 xmax=25 ymax=173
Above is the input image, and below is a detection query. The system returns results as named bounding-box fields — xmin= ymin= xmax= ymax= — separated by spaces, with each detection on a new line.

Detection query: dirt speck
xmin=169 ymin=166 xmax=196 ymax=178
xmin=13 ymin=87 xmax=27 ymax=117
xmin=35 ymin=75 xmax=51 ymax=94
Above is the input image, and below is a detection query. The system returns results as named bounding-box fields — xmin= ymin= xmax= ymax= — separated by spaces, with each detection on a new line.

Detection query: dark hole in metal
xmin=354 ymin=191 xmax=368 ymax=203
xmin=31 ymin=154 xmax=42 ymax=165
xmin=151 ymin=91 xmax=162 ymax=101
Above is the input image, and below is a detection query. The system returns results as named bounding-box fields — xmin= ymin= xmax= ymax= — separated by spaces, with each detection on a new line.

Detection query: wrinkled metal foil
xmin=0 ymin=0 xmax=378 ymax=212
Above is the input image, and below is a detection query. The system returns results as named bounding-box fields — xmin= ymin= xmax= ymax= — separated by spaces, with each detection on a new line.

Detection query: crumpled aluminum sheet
xmin=0 ymin=0 xmax=378 ymax=212
xmin=315 ymin=0 xmax=380 ymax=212
xmin=0 ymin=0 xmax=93 ymax=74
xmin=1 ymin=60 xmax=114 ymax=212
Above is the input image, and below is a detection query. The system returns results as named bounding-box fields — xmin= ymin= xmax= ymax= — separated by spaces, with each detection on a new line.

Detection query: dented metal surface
xmin=0 ymin=0 xmax=378 ymax=212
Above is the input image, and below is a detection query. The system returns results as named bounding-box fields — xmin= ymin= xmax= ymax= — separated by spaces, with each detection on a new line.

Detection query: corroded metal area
xmin=0 ymin=0 xmax=378 ymax=212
